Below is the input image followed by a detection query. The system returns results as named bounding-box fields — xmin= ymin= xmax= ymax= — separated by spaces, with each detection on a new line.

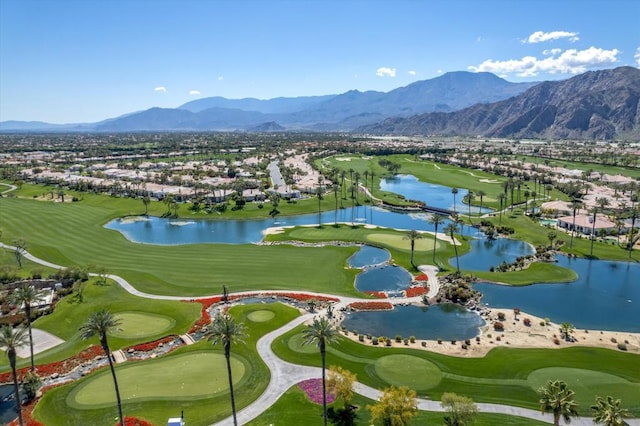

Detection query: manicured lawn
xmin=67 ymin=351 xmax=246 ymax=408
xmin=33 ymin=302 xmax=301 ymax=426
xmin=0 ymin=277 xmax=200 ymax=370
xmin=248 ymin=385 xmax=549 ymax=425
xmin=272 ymin=328 xmax=640 ymax=416
xmin=0 ymin=196 xmax=361 ymax=297
xmin=109 ymin=311 xmax=176 ymax=339
xmin=473 ymin=262 xmax=578 ymax=285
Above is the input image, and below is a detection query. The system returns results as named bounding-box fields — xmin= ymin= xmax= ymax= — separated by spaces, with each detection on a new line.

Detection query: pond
xmin=475 ymin=256 xmax=640 ymax=332
xmin=453 ymin=238 xmax=535 ymax=271
xmin=341 ymin=304 xmax=485 ymax=341
xmin=348 ymin=245 xmax=390 ymax=268
xmin=105 ymin=206 xmax=449 ymax=245
xmin=354 ymin=265 xmax=413 ymax=294
xmin=380 ymin=174 xmax=493 ymax=214
xmin=0 ymin=384 xmax=18 ymax=425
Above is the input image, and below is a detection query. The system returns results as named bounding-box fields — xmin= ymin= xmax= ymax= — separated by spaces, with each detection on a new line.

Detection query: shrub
xmin=497 ymin=312 xmax=506 ymax=321
xmin=358 ymin=334 xmax=364 ymax=342
xmin=523 ymin=318 xmax=531 ymax=326
xmin=475 ymin=336 xmax=480 ymax=342
xmin=421 ymin=341 xmax=426 ymax=347
xmin=496 ymin=336 xmax=501 ymax=341
xmin=372 ymin=337 xmax=379 ymax=345
xmin=617 ymin=343 xmax=627 ymax=351
xmin=395 ymin=335 xmax=402 ymax=342
xmin=403 ymin=338 xmax=409 ymax=345
xmin=409 ymin=336 xmax=415 ymax=343
xmin=493 ymin=321 xmax=504 ymax=331
xmin=540 ymin=321 xmax=546 ymax=326
xmin=437 ymin=338 xmax=442 ymax=344
xmin=465 ymin=339 xmax=471 ymax=345
xmin=611 ymin=337 xmax=617 ymax=343
xmin=461 ymin=344 xmax=468 ymax=350
xmin=553 ymin=338 xmax=561 ymax=345
xmin=386 ymin=338 xmax=392 ymax=347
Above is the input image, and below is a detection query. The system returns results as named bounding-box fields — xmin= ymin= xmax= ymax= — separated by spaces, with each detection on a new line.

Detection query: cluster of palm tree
xmin=539 ymin=379 xmax=629 ymax=426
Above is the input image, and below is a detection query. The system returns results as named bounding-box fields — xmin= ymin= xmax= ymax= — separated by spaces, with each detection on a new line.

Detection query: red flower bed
xmin=414 ymin=273 xmax=428 ymax=281
xmin=118 ymin=416 xmax=156 ymax=426
xmin=348 ymin=301 xmax=393 ymax=311
xmin=364 ymin=291 xmax=387 ymax=299
xmin=8 ymin=397 xmax=45 ymax=426
xmin=0 ymin=345 xmax=103 ymax=383
xmin=405 ymin=285 xmax=429 ymax=298
xmin=130 ymin=335 xmax=176 ymax=352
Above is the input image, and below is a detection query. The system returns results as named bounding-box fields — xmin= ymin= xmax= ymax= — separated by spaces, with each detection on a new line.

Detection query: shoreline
xmin=336 ymin=305 xmax=640 ymax=357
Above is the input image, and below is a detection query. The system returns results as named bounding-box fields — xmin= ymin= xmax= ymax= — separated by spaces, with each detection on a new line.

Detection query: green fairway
xmin=367 ymin=233 xmax=437 ymax=251
xmin=273 ymin=329 xmax=640 ymax=416
xmin=67 ymin=352 xmax=246 ymax=408
xmin=374 ymin=355 xmax=442 ymax=389
xmin=110 ymin=312 xmax=176 ymax=339
xmin=0 ymin=196 xmax=361 ymax=297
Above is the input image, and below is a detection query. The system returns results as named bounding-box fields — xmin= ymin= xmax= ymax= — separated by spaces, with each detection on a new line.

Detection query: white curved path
xmin=1 ymin=244 xmax=638 ymax=425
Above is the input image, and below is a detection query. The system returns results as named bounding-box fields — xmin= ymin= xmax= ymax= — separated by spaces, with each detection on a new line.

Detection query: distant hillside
xmin=357 ymin=67 xmax=640 ymax=140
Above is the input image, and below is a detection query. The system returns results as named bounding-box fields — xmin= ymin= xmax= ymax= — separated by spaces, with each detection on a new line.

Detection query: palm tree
xmin=559 ymin=322 xmax=575 ymax=341
xmin=497 ymin=193 xmax=506 ymax=225
xmin=317 ymin=176 xmax=323 ymax=227
xmin=466 ymin=191 xmax=475 ymax=223
xmin=0 ymin=325 xmax=29 ymax=426
xmin=476 ymin=190 xmax=486 ymax=213
xmin=333 ymin=182 xmax=340 ymax=225
xmin=629 ymin=207 xmax=638 ymax=259
xmin=303 ymin=316 xmax=339 ymax=426
xmin=80 ymin=310 xmax=124 ymax=426
xmin=591 ymin=395 xmax=629 ymax=425
xmin=569 ymin=200 xmax=583 ymax=249
xmin=590 ymin=197 xmax=610 ymax=257
xmin=428 ymin=214 xmax=446 ymax=262
xmin=538 ymin=379 xmax=579 ymax=426
xmin=403 ymin=230 xmax=423 ymax=268
xmin=142 ymin=195 xmax=151 ymax=215
xmin=10 ymin=284 xmax=46 ymax=371
xmin=204 ymin=313 xmax=247 ymax=426
xmin=444 ymin=222 xmax=460 ymax=274
xmin=451 ymin=187 xmax=459 ymax=213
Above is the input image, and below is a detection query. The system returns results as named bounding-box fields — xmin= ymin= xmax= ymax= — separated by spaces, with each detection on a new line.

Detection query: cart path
xmin=1 ymin=243 xmax=638 ymax=425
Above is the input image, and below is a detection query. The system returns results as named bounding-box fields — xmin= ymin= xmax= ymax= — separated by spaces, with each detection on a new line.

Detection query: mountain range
xmin=358 ymin=67 xmax=640 ymax=140
xmin=2 ymin=67 xmax=638 ymax=139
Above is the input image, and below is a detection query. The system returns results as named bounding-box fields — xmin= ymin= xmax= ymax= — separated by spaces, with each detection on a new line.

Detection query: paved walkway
xmin=2 ymin=243 xmax=639 ymax=425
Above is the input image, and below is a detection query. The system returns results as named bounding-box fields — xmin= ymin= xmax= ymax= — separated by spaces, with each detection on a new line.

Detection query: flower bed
xmin=364 ymin=291 xmax=387 ymax=299
xmin=0 ymin=345 xmax=103 ymax=383
xmin=129 ymin=335 xmax=177 ymax=352
xmin=414 ymin=273 xmax=428 ymax=281
xmin=348 ymin=301 xmax=393 ymax=311
xmin=119 ymin=417 xmax=156 ymax=426
xmin=405 ymin=285 xmax=429 ymax=298
xmin=298 ymin=378 xmax=336 ymax=405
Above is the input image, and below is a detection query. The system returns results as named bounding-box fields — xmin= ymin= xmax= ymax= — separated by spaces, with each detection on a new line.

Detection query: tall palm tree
xmin=316 ymin=176 xmax=323 ymax=227
xmin=590 ymin=197 xmax=610 ymax=257
xmin=629 ymin=207 xmax=638 ymax=259
xmin=476 ymin=190 xmax=486 ymax=213
xmin=333 ymin=182 xmax=340 ymax=225
xmin=80 ymin=310 xmax=124 ymax=426
xmin=204 ymin=313 xmax=247 ymax=426
xmin=451 ymin=187 xmax=459 ymax=213
xmin=591 ymin=395 xmax=629 ymax=425
xmin=497 ymin=193 xmax=506 ymax=225
xmin=303 ymin=316 xmax=339 ymax=426
xmin=569 ymin=200 xmax=583 ymax=249
xmin=0 ymin=325 xmax=29 ymax=426
xmin=538 ymin=379 xmax=579 ymax=426
xmin=466 ymin=191 xmax=475 ymax=223
xmin=444 ymin=222 xmax=460 ymax=274
xmin=10 ymin=284 xmax=46 ymax=371
xmin=428 ymin=214 xmax=446 ymax=262
xmin=403 ymin=230 xmax=423 ymax=268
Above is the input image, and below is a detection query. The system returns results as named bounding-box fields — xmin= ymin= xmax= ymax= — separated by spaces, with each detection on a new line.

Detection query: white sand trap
xmin=479 ymin=178 xmax=500 ymax=183
xmin=335 ymin=157 xmax=353 ymax=161
xmin=15 ymin=329 xmax=64 ymax=358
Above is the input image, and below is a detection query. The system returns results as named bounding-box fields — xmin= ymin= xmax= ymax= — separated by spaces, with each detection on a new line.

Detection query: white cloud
xmin=217 ymin=76 xmax=224 ymax=81
xmin=153 ymin=86 xmax=167 ymax=93
xmin=635 ymin=47 xmax=640 ymax=67
xmin=408 ymin=70 xmax=417 ymax=76
xmin=543 ymin=48 xmax=562 ymax=56
xmin=469 ymin=46 xmax=619 ymax=77
xmin=526 ymin=30 xmax=579 ymax=43
xmin=189 ymin=90 xmax=201 ymax=95
xmin=437 ymin=69 xmax=443 ymax=74
xmin=376 ymin=67 xmax=396 ymax=77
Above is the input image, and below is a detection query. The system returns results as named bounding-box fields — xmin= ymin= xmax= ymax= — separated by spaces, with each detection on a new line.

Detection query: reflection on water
xmin=355 ymin=265 xmax=413 ymax=293
xmin=348 ymin=246 xmax=390 ymax=268
xmin=342 ymin=304 xmax=485 ymax=341
xmin=380 ymin=174 xmax=493 ymax=214
xmin=475 ymin=256 xmax=640 ymax=332
xmin=454 ymin=238 xmax=535 ymax=271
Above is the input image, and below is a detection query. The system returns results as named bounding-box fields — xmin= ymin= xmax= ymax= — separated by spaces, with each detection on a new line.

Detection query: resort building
xmin=557 ymin=213 xmax=615 ymax=235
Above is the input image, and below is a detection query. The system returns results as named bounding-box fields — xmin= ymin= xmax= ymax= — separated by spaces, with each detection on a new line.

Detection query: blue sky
xmin=1 ymin=0 xmax=639 ymax=123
